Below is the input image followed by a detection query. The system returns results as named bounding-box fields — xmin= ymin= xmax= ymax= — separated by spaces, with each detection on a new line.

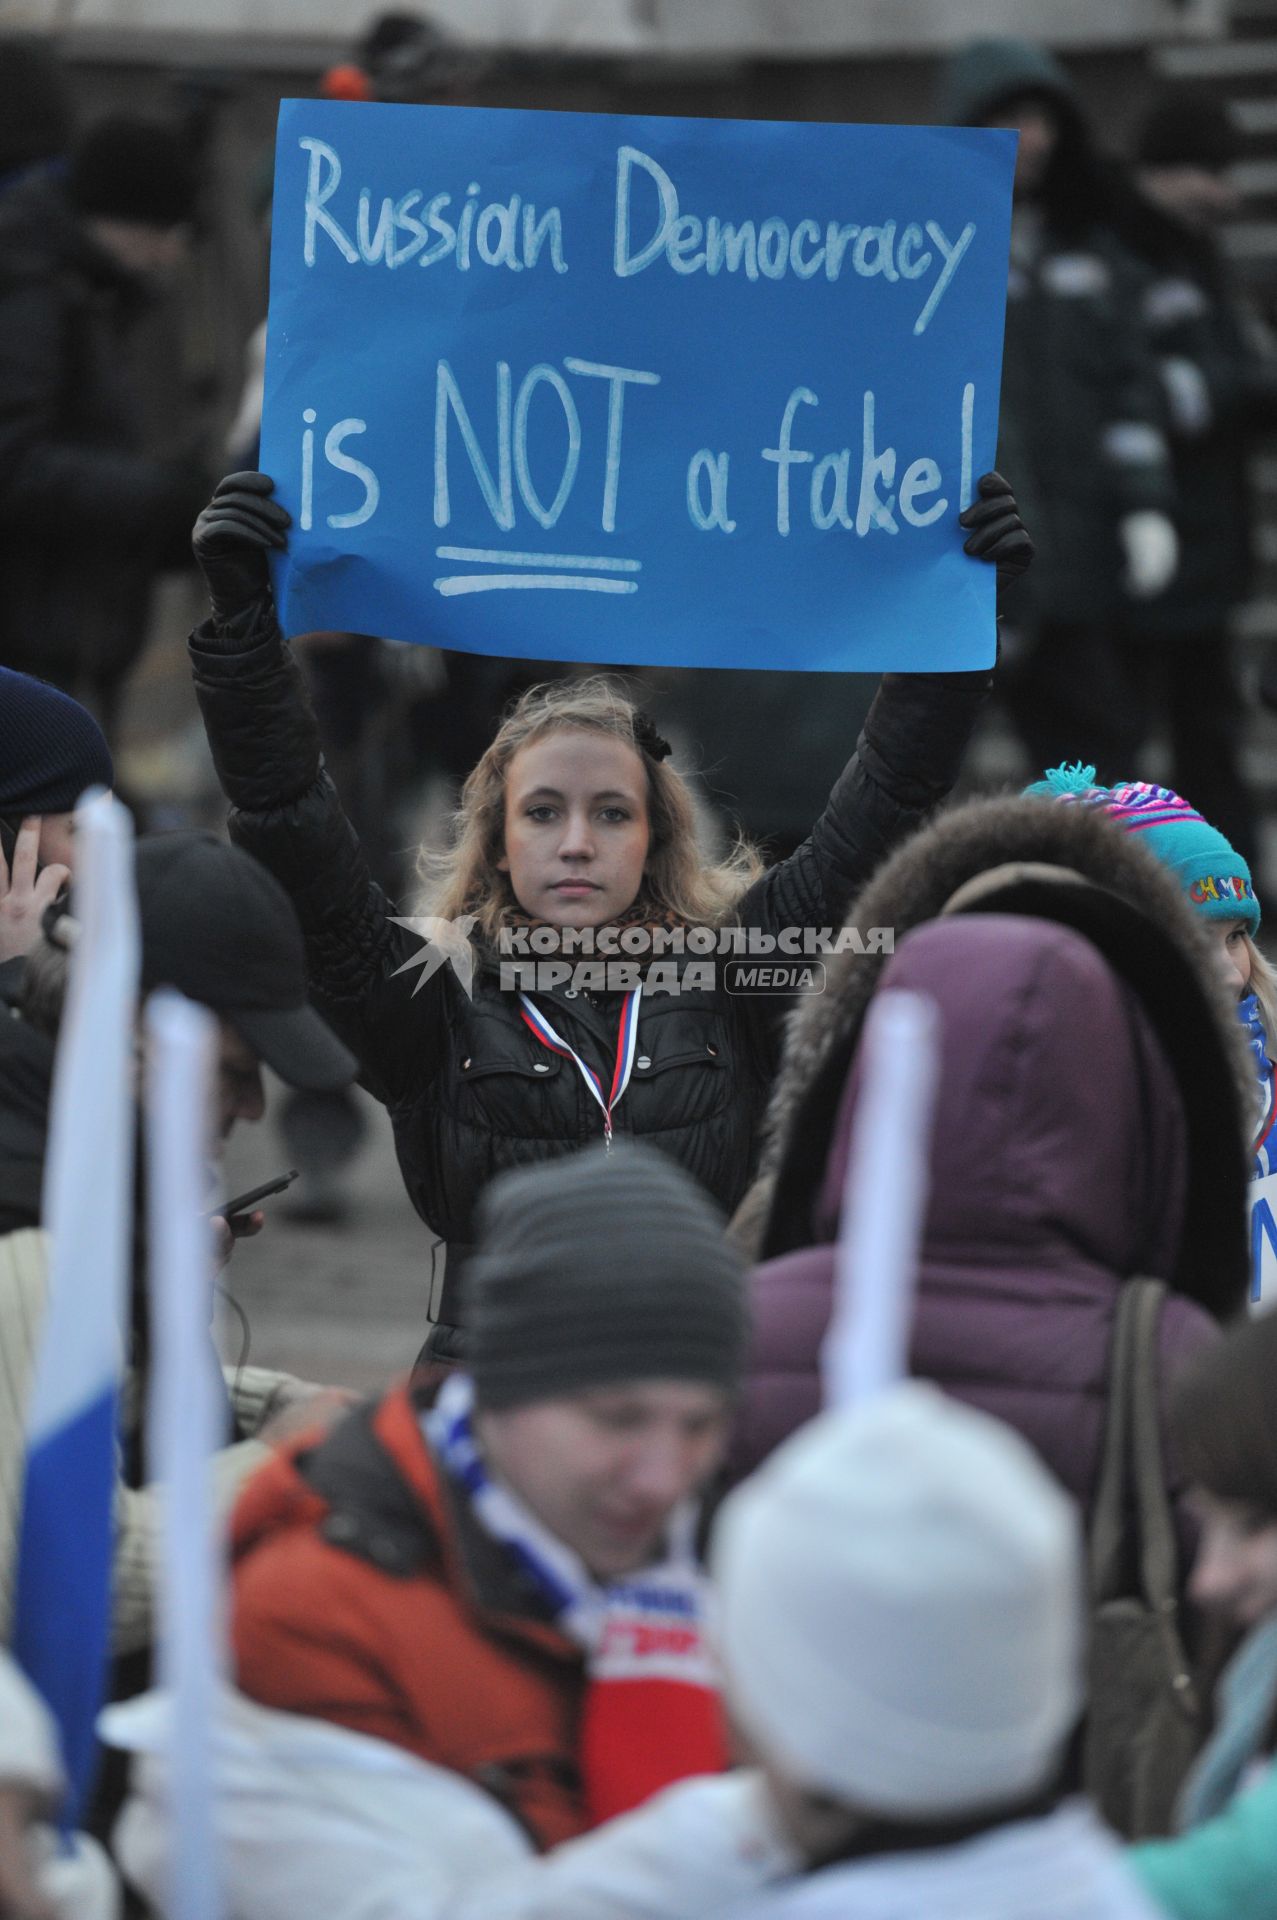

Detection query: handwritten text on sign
xmin=261 ymin=103 xmax=1016 ymax=671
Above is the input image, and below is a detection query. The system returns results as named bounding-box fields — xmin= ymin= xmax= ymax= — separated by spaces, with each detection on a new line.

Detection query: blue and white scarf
xmin=423 ymin=1372 xmax=710 ymax=1653
xmin=423 ymin=1372 xmax=727 ymax=1822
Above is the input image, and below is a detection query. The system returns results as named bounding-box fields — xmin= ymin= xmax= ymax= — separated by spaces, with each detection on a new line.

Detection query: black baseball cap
xmin=134 ymin=833 xmax=356 ymax=1093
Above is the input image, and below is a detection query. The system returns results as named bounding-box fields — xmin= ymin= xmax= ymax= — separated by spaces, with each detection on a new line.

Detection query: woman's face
xmin=1189 ymin=1491 xmax=1277 ymax=1628
xmin=1211 ymin=919 xmax=1253 ymax=999
xmin=498 ymin=727 xmax=651 ymax=929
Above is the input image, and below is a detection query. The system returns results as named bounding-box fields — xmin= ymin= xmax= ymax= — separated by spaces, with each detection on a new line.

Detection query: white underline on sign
xmin=435 ymin=546 xmax=641 ymax=573
xmin=434 ymin=574 xmax=639 ymax=597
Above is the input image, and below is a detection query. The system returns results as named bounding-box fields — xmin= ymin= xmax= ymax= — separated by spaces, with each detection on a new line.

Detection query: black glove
xmin=960 ymin=471 xmax=1035 ymax=601
xmin=192 ymin=471 xmax=291 ymax=623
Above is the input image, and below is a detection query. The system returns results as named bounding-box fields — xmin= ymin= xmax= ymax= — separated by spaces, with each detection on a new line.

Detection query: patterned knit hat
xmin=1025 ymin=762 xmax=1259 ymax=933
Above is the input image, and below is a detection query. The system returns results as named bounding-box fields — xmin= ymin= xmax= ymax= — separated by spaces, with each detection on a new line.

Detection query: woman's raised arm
xmin=187 ymin=473 xmax=449 ymax=1108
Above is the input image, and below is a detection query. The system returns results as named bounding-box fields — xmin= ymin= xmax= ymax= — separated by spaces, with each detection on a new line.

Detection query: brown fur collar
xmin=735 ymin=793 xmax=1255 ymax=1310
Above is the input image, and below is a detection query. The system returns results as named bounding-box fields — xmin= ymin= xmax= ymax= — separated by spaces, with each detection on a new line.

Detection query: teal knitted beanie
xmin=1025 ymin=763 xmax=1260 ymax=934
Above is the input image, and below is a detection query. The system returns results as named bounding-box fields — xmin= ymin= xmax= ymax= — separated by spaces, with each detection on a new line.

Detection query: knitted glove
xmin=192 ymin=472 xmax=291 ymax=625
xmin=959 ymin=471 xmax=1035 ymax=600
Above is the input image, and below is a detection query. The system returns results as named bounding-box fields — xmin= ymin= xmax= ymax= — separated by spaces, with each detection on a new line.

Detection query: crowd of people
xmin=951 ymin=41 xmax=1277 ymax=874
xmin=5 ymin=16 xmax=1277 ymax=1920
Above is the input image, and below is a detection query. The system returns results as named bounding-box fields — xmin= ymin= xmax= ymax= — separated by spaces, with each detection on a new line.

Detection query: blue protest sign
xmin=261 ymin=102 xmax=1015 ymax=671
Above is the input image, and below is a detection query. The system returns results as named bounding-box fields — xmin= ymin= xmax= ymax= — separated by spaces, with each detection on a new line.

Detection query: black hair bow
xmin=633 ymin=711 xmax=672 ymax=762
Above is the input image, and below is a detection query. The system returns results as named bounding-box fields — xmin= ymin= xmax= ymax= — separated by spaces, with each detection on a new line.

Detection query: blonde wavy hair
xmin=1246 ymin=932 xmax=1277 ymax=1065
xmin=421 ymin=676 xmax=763 ymax=946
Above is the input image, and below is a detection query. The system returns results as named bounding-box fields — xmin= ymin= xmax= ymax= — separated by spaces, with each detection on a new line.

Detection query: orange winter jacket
xmin=229 ymin=1384 xmax=588 ymax=1850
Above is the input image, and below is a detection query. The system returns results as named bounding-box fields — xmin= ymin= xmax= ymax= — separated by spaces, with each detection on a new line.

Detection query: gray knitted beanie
xmin=465 ymin=1143 xmax=749 ymax=1410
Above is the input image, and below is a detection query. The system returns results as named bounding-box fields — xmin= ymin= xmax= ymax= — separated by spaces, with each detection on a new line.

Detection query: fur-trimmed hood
xmin=741 ymin=792 xmax=1253 ymax=1322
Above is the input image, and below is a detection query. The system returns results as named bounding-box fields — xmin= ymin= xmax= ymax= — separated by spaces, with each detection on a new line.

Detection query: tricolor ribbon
xmin=519 ymin=986 xmax=643 ymax=1149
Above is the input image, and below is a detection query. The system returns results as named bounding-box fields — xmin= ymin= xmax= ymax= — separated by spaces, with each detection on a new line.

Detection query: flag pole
xmin=144 ymin=989 xmax=224 ymax=1920
xmin=821 ymin=989 xmax=940 ymax=1410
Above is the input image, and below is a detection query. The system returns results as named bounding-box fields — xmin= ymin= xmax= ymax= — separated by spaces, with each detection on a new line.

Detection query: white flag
xmin=144 ymin=989 xmax=225 ymax=1920
xmin=821 ymin=989 xmax=940 ymax=1409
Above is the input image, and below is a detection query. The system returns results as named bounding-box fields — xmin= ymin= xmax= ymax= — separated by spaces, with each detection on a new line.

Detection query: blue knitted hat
xmin=0 ymin=667 xmax=113 ymax=816
xmin=1025 ymin=763 xmax=1259 ymax=934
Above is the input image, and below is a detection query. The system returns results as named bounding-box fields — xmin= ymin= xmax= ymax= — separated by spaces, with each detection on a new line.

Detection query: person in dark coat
xmin=941 ymin=38 xmax=1178 ymax=780
xmin=0 ymin=117 xmax=206 ymax=742
xmin=186 ymin=469 xmax=1030 ymax=1355
xmin=731 ymin=796 xmax=1252 ymax=1522
xmin=1117 ymin=91 xmax=1277 ymax=873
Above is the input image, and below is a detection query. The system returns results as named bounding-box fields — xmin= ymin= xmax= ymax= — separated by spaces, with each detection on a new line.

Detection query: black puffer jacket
xmin=942 ymin=41 xmax=1174 ymax=628
xmin=1125 ymin=208 xmax=1277 ymax=636
xmin=191 ymin=602 xmax=988 ymax=1256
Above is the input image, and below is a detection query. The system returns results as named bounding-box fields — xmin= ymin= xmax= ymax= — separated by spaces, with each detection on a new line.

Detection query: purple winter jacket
xmin=732 ymin=915 xmax=1218 ymax=1515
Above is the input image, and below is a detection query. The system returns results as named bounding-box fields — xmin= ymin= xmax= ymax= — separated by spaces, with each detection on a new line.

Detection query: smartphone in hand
xmin=212 ymin=1168 xmax=299 ymax=1235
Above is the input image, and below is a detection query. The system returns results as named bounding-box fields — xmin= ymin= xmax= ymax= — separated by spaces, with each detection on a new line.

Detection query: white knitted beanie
xmin=713 ymin=1382 xmax=1084 ymax=1818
